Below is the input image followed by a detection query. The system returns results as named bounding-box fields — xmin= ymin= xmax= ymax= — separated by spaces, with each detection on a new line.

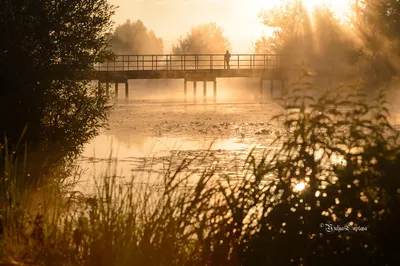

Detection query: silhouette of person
xmin=224 ymin=50 xmax=231 ymax=69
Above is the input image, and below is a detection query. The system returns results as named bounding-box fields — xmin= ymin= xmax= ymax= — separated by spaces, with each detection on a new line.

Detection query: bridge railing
xmin=94 ymin=54 xmax=283 ymax=71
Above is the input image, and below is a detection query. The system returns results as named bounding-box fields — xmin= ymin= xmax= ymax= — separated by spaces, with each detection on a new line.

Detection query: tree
xmin=0 ymin=0 xmax=115 ymax=179
xmin=109 ymin=20 xmax=164 ymax=54
xmin=173 ymin=22 xmax=231 ymax=54
xmin=349 ymin=0 xmax=400 ymax=87
xmin=255 ymin=0 xmax=311 ymax=54
xmin=255 ymin=1 xmax=354 ymax=76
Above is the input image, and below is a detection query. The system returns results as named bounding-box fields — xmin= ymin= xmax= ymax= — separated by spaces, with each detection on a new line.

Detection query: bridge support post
xmin=270 ymin=79 xmax=274 ymax=98
xmin=260 ymin=79 xmax=263 ymax=99
xmin=203 ymin=81 xmax=207 ymax=99
xmin=193 ymin=81 xmax=197 ymax=100
xmin=125 ymin=81 xmax=129 ymax=99
xmin=115 ymin=82 xmax=119 ymax=98
xmin=213 ymin=80 xmax=217 ymax=102
xmin=184 ymin=79 xmax=187 ymax=101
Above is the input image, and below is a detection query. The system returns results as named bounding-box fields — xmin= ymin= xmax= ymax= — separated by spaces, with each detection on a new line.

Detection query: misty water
xmin=74 ymin=79 xmax=284 ymax=192
xmin=75 ymin=79 xmax=400 ymax=193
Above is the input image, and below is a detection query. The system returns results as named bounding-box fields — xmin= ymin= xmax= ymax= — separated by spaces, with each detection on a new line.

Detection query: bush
xmin=0 ymin=0 xmax=115 ymax=182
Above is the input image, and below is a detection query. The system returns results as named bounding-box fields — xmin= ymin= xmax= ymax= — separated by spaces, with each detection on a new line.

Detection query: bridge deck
xmin=94 ymin=54 xmax=286 ymax=82
xmin=95 ymin=69 xmax=285 ymax=82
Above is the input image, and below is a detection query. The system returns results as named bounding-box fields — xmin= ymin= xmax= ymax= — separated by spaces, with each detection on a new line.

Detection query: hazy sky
xmin=109 ymin=0 xmax=350 ymax=53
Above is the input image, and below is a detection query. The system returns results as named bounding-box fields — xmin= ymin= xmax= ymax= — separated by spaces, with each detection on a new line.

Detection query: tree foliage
xmin=255 ymin=0 xmax=311 ymax=54
xmin=256 ymin=0 xmax=400 ymax=86
xmin=255 ymin=1 xmax=354 ymax=76
xmin=349 ymin=0 xmax=400 ymax=86
xmin=109 ymin=20 xmax=164 ymax=54
xmin=173 ymin=22 xmax=231 ymax=54
xmin=0 ymin=0 xmax=115 ymax=178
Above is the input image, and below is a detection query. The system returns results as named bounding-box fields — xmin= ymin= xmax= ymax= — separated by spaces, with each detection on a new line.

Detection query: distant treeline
xmin=109 ymin=20 xmax=230 ymax=55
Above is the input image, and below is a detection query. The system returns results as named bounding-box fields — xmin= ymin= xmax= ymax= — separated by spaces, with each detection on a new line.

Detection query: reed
xmin=1 ymin=77 xmax=399 ymax=265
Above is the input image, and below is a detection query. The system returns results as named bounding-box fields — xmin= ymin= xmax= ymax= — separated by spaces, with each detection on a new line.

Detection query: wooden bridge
xmin=94 ymin=54 xmax=289 ymax=100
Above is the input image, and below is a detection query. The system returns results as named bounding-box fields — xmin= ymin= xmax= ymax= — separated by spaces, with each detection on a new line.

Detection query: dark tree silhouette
xmin=109 ymin=20 xmax=164 ymax=54
xmin=0 ymin=0 xmax=115 ymax=179
xmin=173 ymin=22 xmax=231 ymax=54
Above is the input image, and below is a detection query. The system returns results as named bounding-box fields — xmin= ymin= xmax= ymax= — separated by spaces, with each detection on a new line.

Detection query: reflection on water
xmin=75 ymin=86 xmax=400 ymax=195
xmin=77 ymin=134 xmax=273 ymax=194
xmin=74 ymin=93 xmax=286 ymax=194
xmin=81 ymin=135 xmax=250 ymax=159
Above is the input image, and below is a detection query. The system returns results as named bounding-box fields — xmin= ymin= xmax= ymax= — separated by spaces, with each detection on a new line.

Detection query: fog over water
xmin=76 ymin=78 xmax=400 ymax=194
xmin=77 ymin=79 xmax=286 ymax=192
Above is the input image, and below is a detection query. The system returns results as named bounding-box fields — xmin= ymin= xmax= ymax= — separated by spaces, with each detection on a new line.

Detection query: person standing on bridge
xmin=224 ymin=50 xmax=231 ymax=69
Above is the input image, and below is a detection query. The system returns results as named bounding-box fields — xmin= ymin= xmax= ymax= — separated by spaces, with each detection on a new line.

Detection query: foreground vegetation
xmin=0 ymin=0 xmax=115 ymax=184
xmin=1 ymin=77 xmax=399 ymax=265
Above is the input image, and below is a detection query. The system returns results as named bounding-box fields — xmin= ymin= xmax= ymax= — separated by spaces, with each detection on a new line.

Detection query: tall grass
xmin=1 ymin=76 xmax=399 ymax=265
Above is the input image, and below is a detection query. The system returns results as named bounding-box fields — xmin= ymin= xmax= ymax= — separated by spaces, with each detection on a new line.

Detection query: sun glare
xmin=251 ymin=0 xmax=350 ymax=20
xmin=305 ymin=0 xmax=350 ymax=20
xmin=303 ymin=0 xmax=325 ymax=8
xmin=294 ymin=181 xmax=307 ymax=192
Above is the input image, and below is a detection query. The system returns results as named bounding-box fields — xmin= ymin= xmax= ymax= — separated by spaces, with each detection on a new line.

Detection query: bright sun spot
xmin=294 ymin=181 xmax=307 ymax=192
xmin=251 ymin=0 xmax=350 ymax=20
xmin=303 ymin=0 xmax=325 ymax=8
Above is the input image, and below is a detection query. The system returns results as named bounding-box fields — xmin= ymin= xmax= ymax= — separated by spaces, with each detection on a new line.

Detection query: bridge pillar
xmin=260 ymin=79 xmax=264 ymax=99
xmin=115 ymin=82 xmax=119 ymax=98
xmin=203 ymin=81 xmax=207 ymax=98
xmin=184 ymin=80 xmax=187 ymax=101
xmin=270 ymin=79 xmax=274 ymax=98
xmin=193 ymin=81 xmax=197 ymax=99
xmin=125 ymin=81 xmax=129 ymax=99
xmin=213 ymin=80 xmax=217 ymax=102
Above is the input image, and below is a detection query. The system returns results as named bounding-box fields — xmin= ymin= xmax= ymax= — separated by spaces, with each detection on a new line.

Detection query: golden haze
xmin=108 ymin=0 xmax=350 ymax=53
